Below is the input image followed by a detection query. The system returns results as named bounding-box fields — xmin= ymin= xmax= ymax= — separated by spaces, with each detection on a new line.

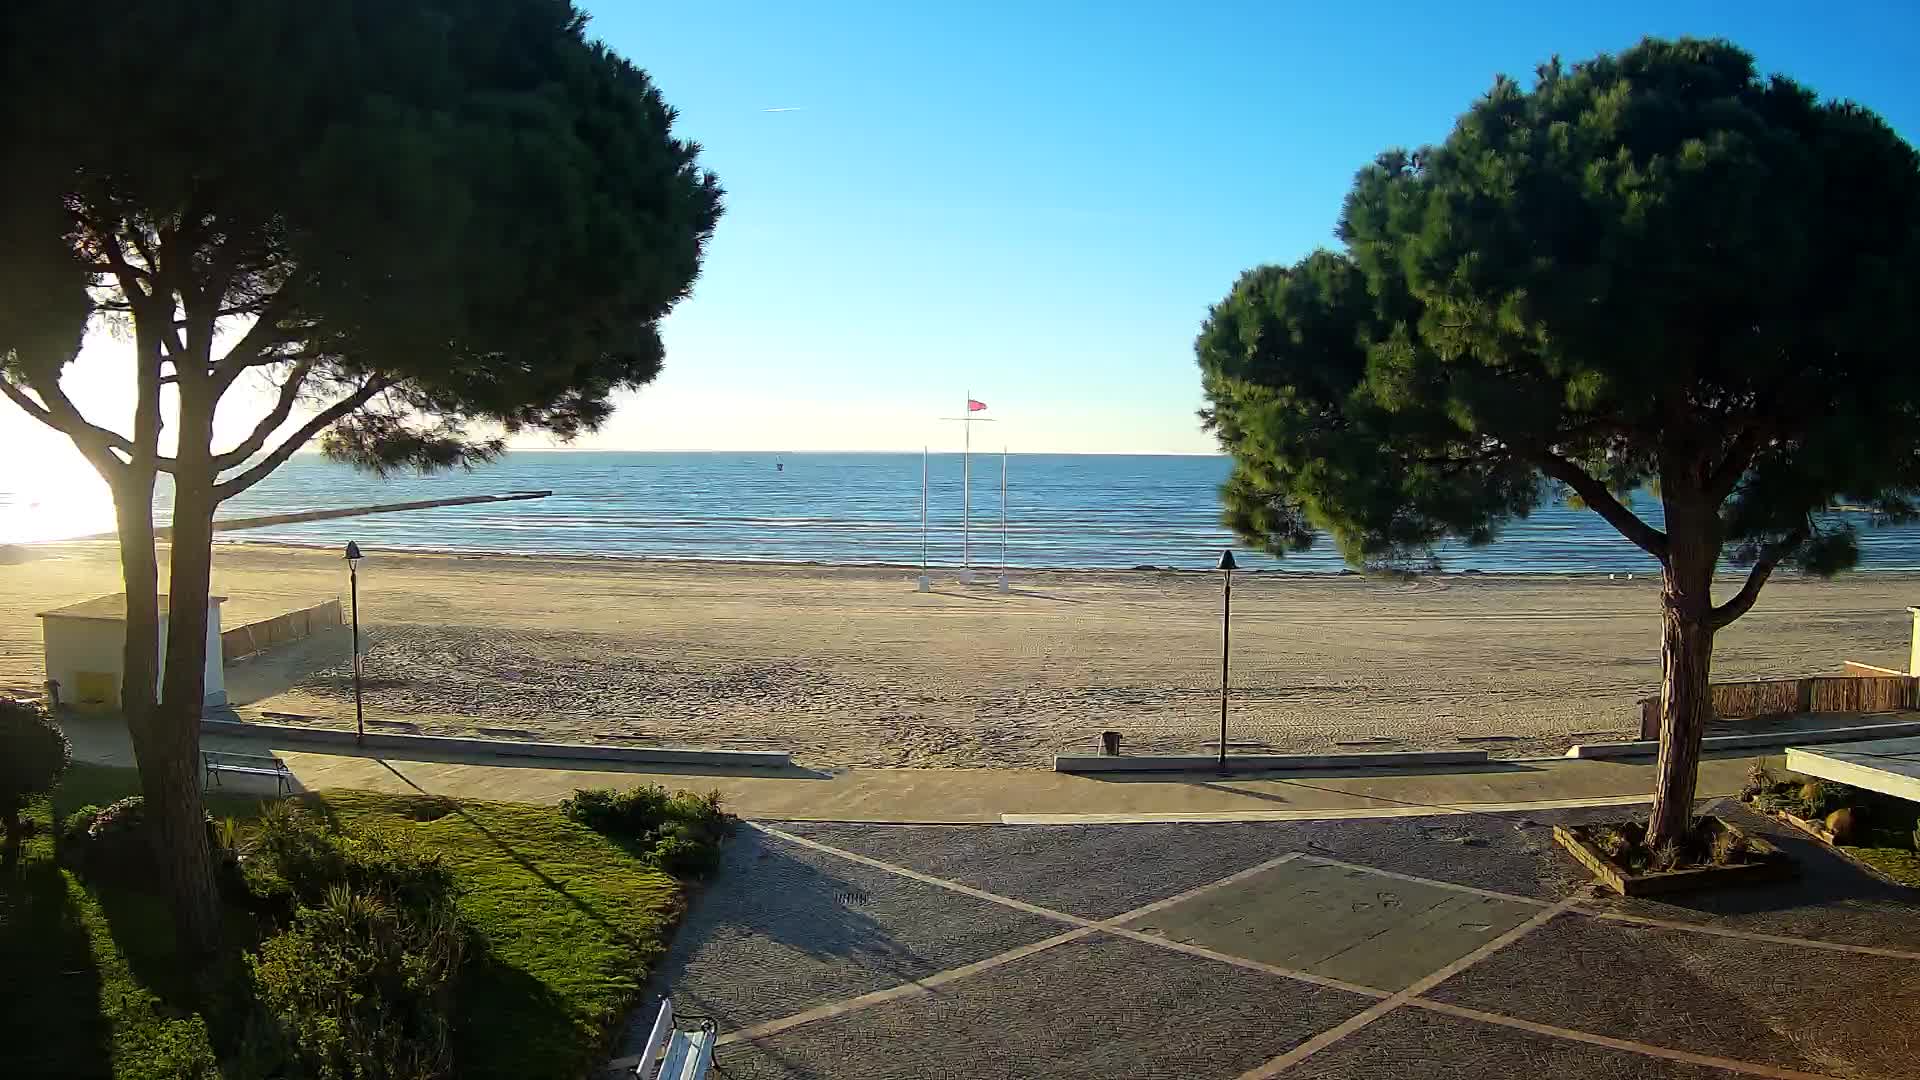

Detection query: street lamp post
xmin=345 ymin=541 xmax=364 ymax=746
xmin=1216 ymin=548 xmax=1236 ymax=775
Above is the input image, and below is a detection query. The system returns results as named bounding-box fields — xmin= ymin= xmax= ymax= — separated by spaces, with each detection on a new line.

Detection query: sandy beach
xmin=3 ymin=541 xmax=1914 ymax=768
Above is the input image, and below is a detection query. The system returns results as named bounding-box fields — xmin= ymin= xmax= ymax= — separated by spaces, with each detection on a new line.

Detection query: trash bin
xmin=1100 ymin=731 xmax=1121 ymax=756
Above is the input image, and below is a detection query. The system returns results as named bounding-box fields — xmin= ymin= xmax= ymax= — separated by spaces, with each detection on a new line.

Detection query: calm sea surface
xmin=11 ymin=450 xmax=1920 ymax=572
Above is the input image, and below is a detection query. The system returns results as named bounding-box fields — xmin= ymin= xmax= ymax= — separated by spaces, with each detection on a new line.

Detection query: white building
xmin=38 ymin=593 xmax=227 ymax=711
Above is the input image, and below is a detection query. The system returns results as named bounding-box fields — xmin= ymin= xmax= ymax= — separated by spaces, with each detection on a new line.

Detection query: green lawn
xmin=2 ymin=765 xmax=690 ymax=1080
xmin=1847 ymin=844 xmax=1920 ymax=887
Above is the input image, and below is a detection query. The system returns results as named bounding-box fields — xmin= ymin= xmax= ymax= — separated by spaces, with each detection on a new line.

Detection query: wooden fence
xmin=1637 ymin=667 xmax=1917 ymax=738
xmin=221 ymin=600 xmax=344 ymax=662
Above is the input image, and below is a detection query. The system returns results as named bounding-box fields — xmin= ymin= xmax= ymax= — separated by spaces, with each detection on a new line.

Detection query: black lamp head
xmin=1216 ymin=549 xmax=1238 ymax=572
xmin=345 ymin=541 xmax=364 ymax=563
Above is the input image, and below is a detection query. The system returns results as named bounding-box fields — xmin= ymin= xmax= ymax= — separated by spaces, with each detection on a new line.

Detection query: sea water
xmin=11 ymin=451 xmax=1920 ymax=573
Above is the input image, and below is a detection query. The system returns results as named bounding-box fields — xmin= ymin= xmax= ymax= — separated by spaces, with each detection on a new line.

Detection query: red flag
xmin=968 ymin=399 xmax=988 ymax=412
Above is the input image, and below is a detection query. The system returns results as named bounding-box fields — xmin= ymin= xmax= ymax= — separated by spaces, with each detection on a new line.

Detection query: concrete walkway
xmin=61 ymin=712 xmax=1767 ymax=823
xmin=630 ymin=807 xmax=1920 ymax=1079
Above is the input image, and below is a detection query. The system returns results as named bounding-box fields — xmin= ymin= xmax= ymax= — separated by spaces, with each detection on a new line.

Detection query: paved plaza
xmin=622 ymin=801 xmax=1920 ymax=1079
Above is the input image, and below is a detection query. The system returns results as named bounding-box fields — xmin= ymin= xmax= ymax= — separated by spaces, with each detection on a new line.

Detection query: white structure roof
xmin=1787 ymin=737 xmax=1920 ymax=803
xmin=39 ymin=593 xmax=227 ymax=622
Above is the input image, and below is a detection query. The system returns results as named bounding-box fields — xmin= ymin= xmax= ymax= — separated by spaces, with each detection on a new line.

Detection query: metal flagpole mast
xmin=938 ymin=397 xmax=991 ymax=585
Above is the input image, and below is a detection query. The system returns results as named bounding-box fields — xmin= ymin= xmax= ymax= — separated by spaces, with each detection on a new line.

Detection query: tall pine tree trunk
xmin=1645 ymin=494 xmax=1719 ymax=848
xmin=145 ymin=382 xmax=224 ymax=965
xmin=113 ymin=471 xmax=221 ymax=959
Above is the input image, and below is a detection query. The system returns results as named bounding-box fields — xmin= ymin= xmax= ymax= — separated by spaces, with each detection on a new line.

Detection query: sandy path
xmin=3 ymin=542 xmax=1914 ymax=767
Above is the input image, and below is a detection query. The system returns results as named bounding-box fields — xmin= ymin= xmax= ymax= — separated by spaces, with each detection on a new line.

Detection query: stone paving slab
xmin=1261 ymin=803 xmax=1684 ymax=901
xmin=1587 ymin=802 xmax=1920 ymax=951
xmin=778 ymin=802 xmax=1671 ymax=915
xmin=1425 ymin=912 xmax=1920 ymax=1079
xmin=712 ymin=932 xmax=1378 ymax=1079
xmin=1123 ymin=859 xmax=1540 ymax=991
xmin=1285 ymin=1006 xmax=1758 ymax=1080
xmin=773 ymin=820 xmax=1300 ymax=919
xmin=624 ymin=828 xmax=1069 ymax=1041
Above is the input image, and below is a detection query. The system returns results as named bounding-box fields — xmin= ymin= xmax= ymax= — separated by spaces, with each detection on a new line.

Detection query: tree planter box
xmin=1553 ymin=817 xmax=1794 ymax=896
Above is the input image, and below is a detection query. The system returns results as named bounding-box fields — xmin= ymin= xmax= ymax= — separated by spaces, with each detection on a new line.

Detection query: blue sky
xmin=6 ymin=0 xmax=1919 ymax=480
xmin=578 ymin=0 xmax=1920 ymax=453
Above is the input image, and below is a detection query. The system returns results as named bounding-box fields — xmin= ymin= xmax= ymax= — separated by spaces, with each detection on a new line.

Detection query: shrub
xmin=251 ymin=884 xmax=463 ymax=1080
xmin=0 ymin=698 xmax=71 ymax=866
xmin=243 ymin=804 xmax=465 ymax=1078
xmin=241 ymin=803 xmax=455 ymax=923
xmin=59 ymin=794 xmax=239 ymax=892
xmin=62 ymin=795 xmax=158 ymax=885
xmin=1588 ymin=824 xmax=1631 ymax=858
xmin=560 ymin=785 xmax=734 ymax=877
xmin=1800 ymin=781 xmax=1845 ymax=819
xmin=649 ymin=833 xmax=715 ymax=878
xmin=1709 ymin=827 xmax=1750 ymax=866
xmin=119 ymin=1013 xmax=221 ymax=1080
xmin=1741 ymin=763 xmax=1774 ymax=800
xmin=560 ymin=785 xmax=671 ymax=837
xmin=60 ymin=803 xmax=103 ymax=849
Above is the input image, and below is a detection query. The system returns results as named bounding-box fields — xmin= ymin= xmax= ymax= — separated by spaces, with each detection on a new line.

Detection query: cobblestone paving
xmin=626 ymin=804 xmax=1920 ymax=1079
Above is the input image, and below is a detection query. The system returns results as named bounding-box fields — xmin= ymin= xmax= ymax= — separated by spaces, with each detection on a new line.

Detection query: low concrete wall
xmin=1054 ymin=749 xmax=1490 ymax=774
xmin=1569 ymin=719 xmax=1920 ymax=760
xmin=199 ymin=716 xmax=794 ymax=769
xmin=222 ymin=600 xmax=343 ymax=662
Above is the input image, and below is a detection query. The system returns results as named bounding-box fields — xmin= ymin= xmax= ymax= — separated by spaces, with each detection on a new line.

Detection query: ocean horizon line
xmin=310 ymin=447 xmax=1234 ymax=459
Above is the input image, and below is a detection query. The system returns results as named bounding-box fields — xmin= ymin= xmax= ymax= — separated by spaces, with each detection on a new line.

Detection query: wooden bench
xmin=631 ymin=1000 xmax=714 ymax=1080
xmin=202 ymin=750 xmax=291 ymax=796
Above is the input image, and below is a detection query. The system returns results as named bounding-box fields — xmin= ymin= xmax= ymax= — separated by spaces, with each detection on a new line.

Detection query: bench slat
xmin=656 ymin=1032 xmax=708 ymax=1080
xmin=676 ymin=1031 xmax=714 ymax=1080
xmin=635 ymin=1001 xmax=674 ymax=1077
xmin=204 ymin=753 xmax=290 ymax=794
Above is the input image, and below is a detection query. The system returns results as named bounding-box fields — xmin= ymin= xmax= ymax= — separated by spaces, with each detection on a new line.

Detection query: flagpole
xmin=917 ymin=447 xmax=930 ymax=592
xmin=961 ymin=391 xmax=972 ymax=584
xmin=998 ymin=445 xmax=1009 ymax=593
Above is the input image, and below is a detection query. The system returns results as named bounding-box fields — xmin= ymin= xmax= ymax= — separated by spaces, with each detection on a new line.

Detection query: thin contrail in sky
xmin=762 ymin=106 xmax=805 ymax=113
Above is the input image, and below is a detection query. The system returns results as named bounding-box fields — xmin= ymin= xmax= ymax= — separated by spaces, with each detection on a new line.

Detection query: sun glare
xmin=0 ymin=450 xmax=116 ymax=544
